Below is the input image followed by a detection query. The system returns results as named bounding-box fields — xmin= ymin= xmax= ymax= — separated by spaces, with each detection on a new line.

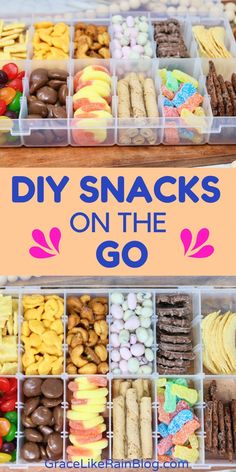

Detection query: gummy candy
xmin=172 ymin=70 xmax=198 ymax=89
xmin=168 ymin=409 xmax=193 ymax=434
xmin=158 ymin=435 xmax=173 ymax=455
xmin=158 ymin=422 xmax=169 ymax=438
xmin=2 ymin=63 xmax=18 ymax=81
xmin=166 ymin=71 xmax=179 ymax=92
xmin=173 ymin=445 xmax=199 ymax=463
xmin=164 ymin=381 xmax=177 ymax=413
xmin=172 ymin=83 xmax=197 ymax=108
xmin=171 ymin=384 xmax=198 ymax=405
xmin=172 ymin=419 xmax=200 ymax=445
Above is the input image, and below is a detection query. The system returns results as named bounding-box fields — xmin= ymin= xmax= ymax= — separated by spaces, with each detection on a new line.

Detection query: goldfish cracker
xmin=51 ymin=319 xmax=64 ymax=334
xmin=45 ymin=297 xmax=64 ymax=319
xmin=173 ymin=445 xmax=199 ymax=463
xmin=28 ymin=320 xmax=45 ymax=335
xmin=33 ymin=22 xmax=70 ymax=59
xmin=51 ymin=356 xmax=63 ymax=375
xmin=23 ymin=295 xmax=44 ymax=309
xmin=22 ymin=349 xmax=37 ymax=368
xmin=21 ymin=320 xmax=30 ymax=337
xmin=28 ymin=333 xmax=41 ymax=348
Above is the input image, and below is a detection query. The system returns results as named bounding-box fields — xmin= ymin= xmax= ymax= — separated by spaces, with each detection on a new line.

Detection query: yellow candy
xmin=0 ymin=116 xmax=13 ymax=130
xmin=157 ymin=378 xmax=167 ymax=388
xmin=172 ymin=70 xmax=198 ymax=89
xmin=173 ymin=445 xmax=199 ymax=463
xmin=171 ymin=384 xmax=198 ymax=405
xmin=189 ymin=434 xmax=199 ymax=449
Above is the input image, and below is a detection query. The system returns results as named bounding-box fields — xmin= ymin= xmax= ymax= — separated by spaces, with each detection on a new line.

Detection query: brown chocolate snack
xmin=157 ymin=293 xmax=194 ymax=374
xmin=212 ymin=400 xmax=219 ymax=453
xmin=218 ymin=400 xmax=226 ymax=456
xmin=231 ymin=400 xmax=236 ymax=452
xmin=159 ymin=341 xmax=193 ymax=352
xmin=27 ymin=68 xmax=68 ymax=121
xmin=206 ymin=61 xmax=236 ymax=118
xmin=153 ymin=19 xmax=189 ymax=58
xmin=205 ymin=401 xmax=213 ymax=451
xmin=225 ymin=405 xmax=234 ymax=462
xmin=21 ymin=378 xmax=63 ymax=462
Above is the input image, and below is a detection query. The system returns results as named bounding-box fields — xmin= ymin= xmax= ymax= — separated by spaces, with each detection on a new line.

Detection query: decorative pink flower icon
xmin=180 ymin=228 xmax=214 ymax=258
xmin=29 ymin=227 xmax=61 ymax=259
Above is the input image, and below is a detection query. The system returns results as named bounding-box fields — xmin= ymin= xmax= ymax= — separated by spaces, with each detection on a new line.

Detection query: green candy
xmin=4 ymin=411 xmax=17 ymax=424
xmin=6 ymin=134 xmax=19 ymax=143
xmin=8 ymin=92 xmax=22 ymax=113
xmin=10 ymin=449 xmax=16 ymax=462
xmin=173 ymin=378 xmax=188 ymax=387
xmin=166 ymin=71 xmax=179 ymax=92
xmin=164 ymin=381 xmax=177 ymax=413
xmin=3 ymin=423 xmax=16 ymax=442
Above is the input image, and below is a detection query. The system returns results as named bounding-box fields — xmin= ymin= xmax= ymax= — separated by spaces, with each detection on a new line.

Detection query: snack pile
xmin=153 ymin=19 xmax=189 ymax=58
xmin=118 ymin=72 xmax=159 ymax=145
xmin=0 ymin=295 xmax=18 ymax=375
xmin=21 ymin=294 xmax=64 ymax=375
xmin=157 ymin=378 xmax=200 ymax=464
xmin=160 ymin=68 xmax=206 ymax=144
xmin=66 ymin=294 xmax=109 ymax=375
xmin=21 ymin=378 xmax=63 ymax=462
xmin=157 ymin=294 xmax=195 ymax=374
xmin=206 ymin=60 xmax=236 ymax=117
xmin=33 ymin=21 xmax=70 ymax=60
xmin=192 ymin=25 xmax=232 ymax=58
xmin=0 ymin=63 xmax=24 ymax=118
xmin=72 ymin=65 xmax=113 ymax=145
xmin=74 ymin=23 xmax=110 ymax=59
xmin=202 ymin=310 xmax=236 ymax=374
xmin=67 ymin=377 xmax=108 ymax=463
xmin=0 ymin=378 xmax=17 ymax=463
xmin=111 ymin=15 xmax=153 ymax=60
xmin=110 ymin=291 xmax=154 ymax=375
xmin=112 ymin=379 xmax=152 ymax=460
xmin=205 ymin=380 xmax=236 ymax=462
xmin=0 ymin=21 xmax=28 ymax=60
xmin=27 ymin=68 xmax=68 ymax=119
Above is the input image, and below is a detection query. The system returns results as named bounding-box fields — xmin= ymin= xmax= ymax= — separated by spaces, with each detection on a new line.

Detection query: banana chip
xmin=202 ymin=311 xmax=236 ymax=374
xmin=192 ymin=25 xmax=232 ymax=58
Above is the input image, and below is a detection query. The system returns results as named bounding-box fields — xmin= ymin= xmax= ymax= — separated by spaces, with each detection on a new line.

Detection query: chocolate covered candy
xmin=153 ymin=20 xmax=189 ymax=58
xmin=27 ymin=68 xmax=68 ymax=119
xmin=21 ymin=378 xmax=63 ymax=462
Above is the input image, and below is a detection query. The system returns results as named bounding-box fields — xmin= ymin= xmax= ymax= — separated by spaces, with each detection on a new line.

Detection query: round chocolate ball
xmin=31 ymin=406 xmax=52 ymax=426
xmin=25 ymin=428 xmax=43 ymax=443
xmin=21 ymin=442 xmax=41 ymax=462
xmin=41 ymin=379 xmax=63 ymax=399
xmin=47 ymin=432 xmax=63 ymax=456
xmin=23 ymin=378 xmax=42 ymax=398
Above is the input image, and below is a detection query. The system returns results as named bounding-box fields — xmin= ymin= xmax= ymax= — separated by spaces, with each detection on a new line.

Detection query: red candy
xmin=0 ymin=378 xmax=10 ymax=394
xmin=6 ymin=379 xmax=17 ymax=396
xmin=158 ymin=435 xmax=173 ymax=455
xmin=0 ymin=396 xmax=17 ymax=413
xmin=8 ymin=78 xmax=23 ymax=93
xmin=2 ymin=63 xmax=18 ymax=80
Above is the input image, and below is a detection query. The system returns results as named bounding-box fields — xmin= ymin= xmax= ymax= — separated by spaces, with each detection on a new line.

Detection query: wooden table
xmin=1 ymin=143 xmax=236 ymax=167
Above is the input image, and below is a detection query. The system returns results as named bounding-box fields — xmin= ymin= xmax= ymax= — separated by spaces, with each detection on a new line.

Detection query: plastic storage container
xmin=0 ymin=285 xmax=235 ymax=467
xmin=0 ymin=11 xmax=236 ymax=147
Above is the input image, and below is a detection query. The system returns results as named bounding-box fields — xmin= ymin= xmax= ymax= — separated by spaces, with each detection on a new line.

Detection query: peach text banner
xmin=0 ymin=167 xmax=235 ymax=276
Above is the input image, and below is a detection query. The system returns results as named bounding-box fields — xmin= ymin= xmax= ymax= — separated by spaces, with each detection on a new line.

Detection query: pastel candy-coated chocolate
xmin=130 ymin=343 xmax=145 ymax=357
xmin=171 ymin=384 xmax=198 ymax=405
xmin=172 ymin=70 xmax=199 ymax=89
xmin=119 ymin=359 xmax=128 ymax=373
xmin=127 ymin=293 xmax=137 ymax=310
xmin=124 ymin=315 xmax=140 ymax=330
xmin=172 ymin=83 xmax=197 ymax=108
xmin=172 ymin=419 xmax=200 ymax=445
xmin=168 ymin=409 xmax=193 ymax=434
xmin=164 ymin=382 xmax=177 ymax=413
xmin=158 ymin=422 xmax=169 ymax=438
xmin=110 ymin=292 xmax=124 ymax=304
xmin=120 ymin=347 xmax=132 ymax=360
xmin=128 ymin=357 xmax=139 ymax=373
xmin=158 ymin=435 xmax=173 ymax=455
xmin=173 ymin=445 xmax=199 ymax=463
xmin=110 ymin=333 xmax=120 ymax=347
xmin=111 ymin=304 xmax=123 ymax=320
xmin=111 ymin=349 xmax=121 ymax=362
